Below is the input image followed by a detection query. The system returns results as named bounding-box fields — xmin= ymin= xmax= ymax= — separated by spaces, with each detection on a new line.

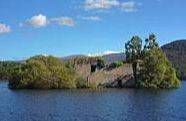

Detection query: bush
xmin=8 ymin=55 xmax=81 ymax=89
xmin=110 ymin=61 xmax=124 ymax=68
xmin=97 ymin=58 xmax=105 ymax=69
xmin=75 ymin=76 xmax=87 ymax=88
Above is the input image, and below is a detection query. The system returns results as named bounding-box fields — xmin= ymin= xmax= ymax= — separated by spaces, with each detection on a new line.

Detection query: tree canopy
xmin=137 ymin=48 xmax=180 ymax=88
xmin=125 ymin=36 xmax=142 ymax=81
xmin=8 ymin=55 xmax=86 ymax=89
xmin=0 ymin=61 xmax=21 ymax=80
xmin=125 ymin=34 xmax=181 ymax=88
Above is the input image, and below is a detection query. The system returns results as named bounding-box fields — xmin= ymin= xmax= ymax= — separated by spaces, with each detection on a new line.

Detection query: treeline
xmin=0 ymin=61 xmax=21 ymax=80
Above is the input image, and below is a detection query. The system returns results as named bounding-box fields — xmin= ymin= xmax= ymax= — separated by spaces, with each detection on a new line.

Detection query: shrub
xmin=8 ymin=55 xmax=80 ymax=89
xmin=110 ymin=61 xmax=124 ymax=68
xmin=97 ymin=58 xmax=105 ymax=69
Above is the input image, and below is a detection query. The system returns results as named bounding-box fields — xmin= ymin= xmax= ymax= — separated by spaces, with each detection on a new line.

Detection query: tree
xmin=97 ymin=57 xmax=105 ymax=69
xmin=144 ymin=34 xmax=159 ymax=50
xmin=138 ymin=48 xmax=180 ymax=88
xmin=110 ymin=61 xmax=124 ymax=69
xmin=125 ymin=34 xmax=181 ymax=88
xmin=125 ymin=36 xmax=142 ymax=81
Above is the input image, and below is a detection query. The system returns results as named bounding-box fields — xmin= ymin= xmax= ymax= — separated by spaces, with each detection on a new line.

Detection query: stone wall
xmin=75 ymin=64 xmax=133 ymax=87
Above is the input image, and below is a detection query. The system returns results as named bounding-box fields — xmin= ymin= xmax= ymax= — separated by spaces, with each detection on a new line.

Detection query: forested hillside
xmin=162 ymin=40 xmax=186 ymax=80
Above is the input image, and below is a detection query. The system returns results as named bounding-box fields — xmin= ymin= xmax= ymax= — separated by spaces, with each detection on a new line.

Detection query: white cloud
xmin=22 ymin=14 xmax=74 ymax=28
xmin=28 ymin=14 xmax=49 ymax=28
xmin=103 ymin=50 xmax=120 ymax=55
xmin=84 ymin=0 xmax=141 ymax=12
xmin=120 ymin=1 xmax=139 ymax=12
xmin=51 ymin=17 xmax=75 ymax=27
xmin=84 ymin=0 xmax=120 ymax=10
xmin=87 ymin=50 xmax=120 ymax=57
xmin=80 ymin=16 xmax=102 ymax=21
xmin=87 ymin=53 xmax=100 ymax=57
xmin=0 ymin=23 xmax=11 ymax=34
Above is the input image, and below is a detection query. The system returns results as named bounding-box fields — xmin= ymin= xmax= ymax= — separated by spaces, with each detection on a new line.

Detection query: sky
xmin=0 ymin=0 xmax=186 ymax=60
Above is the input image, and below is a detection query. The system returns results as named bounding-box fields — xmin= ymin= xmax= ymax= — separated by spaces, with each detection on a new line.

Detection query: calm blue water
xmin=0 ymin=81 xmax=186 ymax=121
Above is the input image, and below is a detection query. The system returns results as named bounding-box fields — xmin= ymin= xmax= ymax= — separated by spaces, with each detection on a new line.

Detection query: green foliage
xmin=110 ymin=61 xmax=124 ymax=68
xmin=75 ymin=76 xmax=87 ymax=88
xmin=125 ymin=36 xmax=142 ymax=81
xmin=125 ymin=36 xmax=142 ymax=62
xmin=97 ymin=57 xmax=105 ymax=69
xmin=161 ymin=40 xmax=186 ymax=80
xmin=8 ymin=55 xmax=87 ymax=89
xmin=89 ymin=82 xmax=98 ymax=89
xmin=174 ymin=65 xmax=186 ymax=80
xmin=125 ymin=34 xmax=181 ymax=89
xmin=0 ymin=61 xmax=21 ymax=80
xmin=144 ymin=34 xmax=159 ymax=50
xmin=137 ymin=48 xmax=180 ymax=88
xmin=73 ymin=56 xmax=101 ymax=65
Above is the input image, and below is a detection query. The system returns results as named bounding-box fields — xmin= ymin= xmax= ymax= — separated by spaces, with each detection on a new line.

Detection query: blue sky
xmin=0 ymin=0 xmax=186 ymax=60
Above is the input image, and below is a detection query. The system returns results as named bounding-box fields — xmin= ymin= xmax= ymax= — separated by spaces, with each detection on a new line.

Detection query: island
xmin=0 ymin=34 xmax=181 ymax=89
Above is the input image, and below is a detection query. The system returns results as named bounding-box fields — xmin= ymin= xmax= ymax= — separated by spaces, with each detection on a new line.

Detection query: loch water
xmin=0 ymin=81 xmax=186 ymax=121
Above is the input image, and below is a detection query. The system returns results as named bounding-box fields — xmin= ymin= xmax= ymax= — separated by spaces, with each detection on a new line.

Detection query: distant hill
xmin=61 ymin=53 xmax=125 ymax=64
xmin=61 ymin=55 xmax=87 ymax=61
xmin=102 ymin=53 xmax=125 ymax=64
xmin=162 ymin=40 xmax=186 ymax=80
